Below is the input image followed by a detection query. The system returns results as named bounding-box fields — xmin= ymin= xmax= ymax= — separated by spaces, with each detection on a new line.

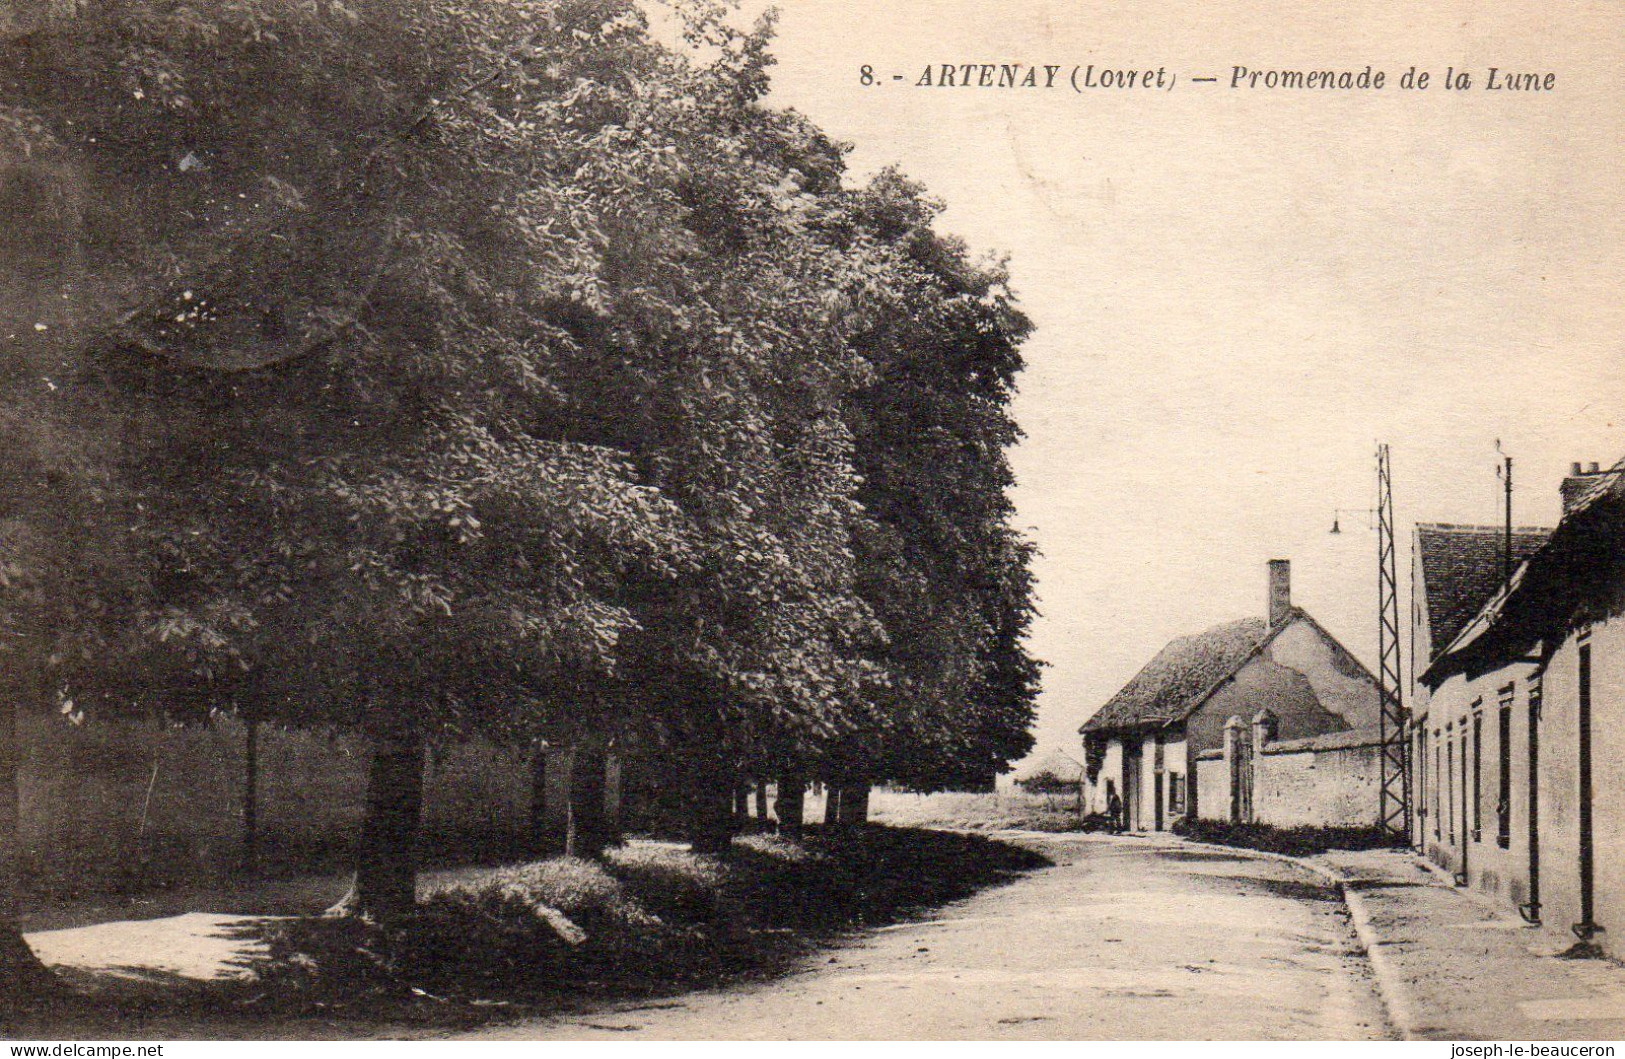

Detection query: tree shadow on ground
xmin=1201 ymin=873 xmax=1342 ymax=903
xmin=2 ymin=825 xmax=1050 ymax=1039
xmin=1156 ymin=850 xmax=1255 ymax=863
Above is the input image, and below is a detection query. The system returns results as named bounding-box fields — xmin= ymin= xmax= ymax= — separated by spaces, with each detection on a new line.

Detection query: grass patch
xmin=229 ymin=824 xmax=1049 ymax=1025
xmin=1173 ymin=817 xmax=1405 ymax=857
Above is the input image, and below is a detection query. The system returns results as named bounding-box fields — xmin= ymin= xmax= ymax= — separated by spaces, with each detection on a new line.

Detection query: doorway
xmin=1123 ymin=739 xmax=1143 ymax=831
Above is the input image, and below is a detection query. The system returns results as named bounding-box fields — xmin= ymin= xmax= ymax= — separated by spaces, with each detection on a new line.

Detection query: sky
xmin=673 ymin=1 xmax=1625 ymax=763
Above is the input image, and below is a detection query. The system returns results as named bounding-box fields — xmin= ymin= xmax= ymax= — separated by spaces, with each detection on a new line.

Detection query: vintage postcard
xmin=0 ymin=0 xmax=1620 ymax=1046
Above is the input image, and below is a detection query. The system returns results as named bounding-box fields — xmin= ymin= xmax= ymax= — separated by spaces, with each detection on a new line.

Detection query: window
xmin=1472 ymin=710 xmax=1483 ymax=843
xmin=1498 ymin=688 xmax=1513 ymax=849
xmin=1169 ymin=773 xmax=1186 ymax=815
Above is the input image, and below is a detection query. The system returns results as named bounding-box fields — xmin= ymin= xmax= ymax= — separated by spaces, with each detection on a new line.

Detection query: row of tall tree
xmin=0 ymin=0 xmax=1038 ymax=996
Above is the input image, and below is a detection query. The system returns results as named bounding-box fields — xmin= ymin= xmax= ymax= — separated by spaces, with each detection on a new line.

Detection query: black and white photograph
xmin=0 ymin=0 xmax=1621 ymax=1044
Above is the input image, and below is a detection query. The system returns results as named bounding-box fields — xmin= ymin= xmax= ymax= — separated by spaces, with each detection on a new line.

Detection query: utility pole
xmin=1376 ymin=443 xmax=1410 ymax=840
xmin=1497 ymin=443 xmax=1513 ymax=585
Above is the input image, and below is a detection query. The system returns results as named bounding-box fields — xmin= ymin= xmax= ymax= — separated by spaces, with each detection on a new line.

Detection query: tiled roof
xmin=1080 ymin=616 xmax=1271 ymax=734
xmin=1415 ymin=524 xmax=1551 ymax=660
xmin=1423 ymin=455 xmax=1625 ymax=684
xmin=1562 ymin=477 xmax=1598 ymax=513
xmin=1563 ymin=457 xmax=1625 ymax=519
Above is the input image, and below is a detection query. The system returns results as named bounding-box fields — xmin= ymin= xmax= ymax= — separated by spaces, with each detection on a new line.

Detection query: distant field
xmin=868 ymin=788 xmax=1093 ymax=833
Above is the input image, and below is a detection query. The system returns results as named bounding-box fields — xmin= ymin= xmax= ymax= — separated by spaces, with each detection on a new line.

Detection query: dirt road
xmin=468 ymin=833 xmax=1393 ymax=1040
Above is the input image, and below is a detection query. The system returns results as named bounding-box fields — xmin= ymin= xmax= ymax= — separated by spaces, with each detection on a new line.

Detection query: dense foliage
xmin=0 ymin=0 xmax=1038 ymax=951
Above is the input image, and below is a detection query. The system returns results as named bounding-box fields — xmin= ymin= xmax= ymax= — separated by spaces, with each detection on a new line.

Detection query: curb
xmin=1326 ymin=864 xmax=1420 ymax=1041
xmin=1169 ymin=837 xmax=1419 ymax=1040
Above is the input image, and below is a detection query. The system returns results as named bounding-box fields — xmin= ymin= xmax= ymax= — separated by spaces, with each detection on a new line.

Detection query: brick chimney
xmin=1267 ymin=559 xmax=1291 ymax=628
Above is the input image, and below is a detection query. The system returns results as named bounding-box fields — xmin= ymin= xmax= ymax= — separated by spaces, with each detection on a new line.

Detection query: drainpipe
xmin=1573 ymin=640 xmax=1603 ymax=941
xmin=1456 ymin=722 xmax=1470 ymax=888
xmin=1519 ymin=679 xmax=1542 ymax=924
xmin=1411 ymin=720 xmax=1427 ymax=855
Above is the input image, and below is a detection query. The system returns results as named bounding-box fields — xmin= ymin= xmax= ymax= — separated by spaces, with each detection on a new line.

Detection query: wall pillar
xmin=1252 ymin=709 xmax=1278 ymax=755
xmin=1224 ymin=716 xmax=1246 ymax=823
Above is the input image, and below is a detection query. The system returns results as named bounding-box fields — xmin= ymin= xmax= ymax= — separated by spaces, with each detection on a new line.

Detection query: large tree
xmin=837 ymin=170 xmax=1041 ymax=794
xmin=0 ymin=0 xmax=707 ymax=924
xmin=0 ymin=1 xmax=1040 ymax=989
xmin=0 ymin=101 xmax=148 ymax=998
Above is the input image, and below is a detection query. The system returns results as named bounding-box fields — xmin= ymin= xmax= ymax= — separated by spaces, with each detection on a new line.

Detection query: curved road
xmin=469 ymin=833 xmax=1393 ymax=1040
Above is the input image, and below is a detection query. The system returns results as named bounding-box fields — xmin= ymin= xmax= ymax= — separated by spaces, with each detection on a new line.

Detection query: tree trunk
xmin=242 ymin=706 xmax=258 ymax=876
xmin=327 ymin=732 xmax=425 ymax=921
xmin=753 ymin=781 xmax=768 ymax=819
xmin=775 ymin=774 xmax=805 ymax=838
xmin=603 ymin=754 xmax=623 ymax=837
xmin=0 ymin=680 xmax=54 ymax=999
xmin=688 ymin=783 xmax=736 ymax=855
xmin=733 ymin=784 xmax=749 ymax=819
xmin=824 ymin=784 xmax=841 ymax=825
xmin=565 ymin=743 xmax=611 ymax=858
xmin=837 ymin=781 xmax=871 ymax=825
xmin=529 ymin=744 xmax=565 ymax=858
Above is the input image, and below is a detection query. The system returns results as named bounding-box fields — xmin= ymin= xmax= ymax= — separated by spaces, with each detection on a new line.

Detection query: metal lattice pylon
xmin=1376 ymin=443 xmax=1411 ymax=838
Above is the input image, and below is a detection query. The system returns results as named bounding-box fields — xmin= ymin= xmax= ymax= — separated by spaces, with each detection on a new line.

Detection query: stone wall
xmin=16 ymin=712 xmax=541 ymax=895
xmin=1196 ymin=713 xmax=1383 ymax=828
xmin=1253 ymin=732 xmax=1383 ymax=828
